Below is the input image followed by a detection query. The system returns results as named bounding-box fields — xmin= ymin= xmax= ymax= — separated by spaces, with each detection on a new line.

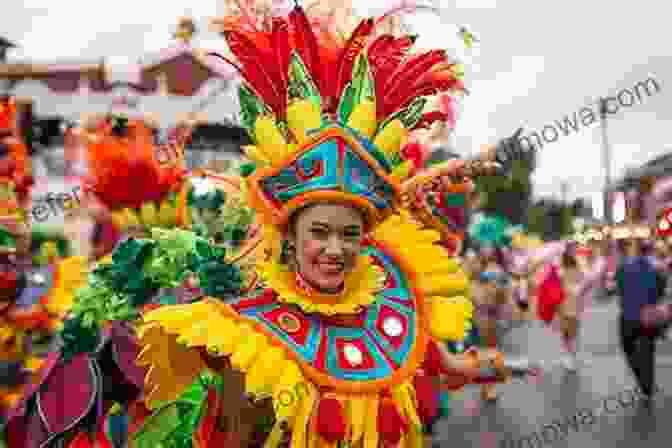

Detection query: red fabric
xmin=316 ymin=396 xmax=346 ymax=442
xmin=377 ymin=397 xmax=408 ymax=445
xmin=537 ymin=265 xmax=565 ymax=323
xmin=413 ymin=373 xmax=438 ymax=424
xmin=422 ymin=340 xmax=443 ymax=376
xmin=193 ymin=387 xmax=228 ymax=448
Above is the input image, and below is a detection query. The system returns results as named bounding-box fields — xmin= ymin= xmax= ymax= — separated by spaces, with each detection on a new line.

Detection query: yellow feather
xmin=175 ymin=321 xmax=212 ymax=348
xmin=289 ymin=382 xmax=317 ymax=448
xmin=390 ymin=160 xmax=413 ymax=183
xmin=272 ymin=362 xmax=305 ymax=423
xmin=286 ymin=100 xmax=321 ymax=145
xmin=363 ymin=396 xmax=380 ymax=448
xmin=347 ymin=396 xmax=367 ymax=443
xmin=347 ymin=101 xmax=377 ymax=138
xmin=110 ymin=210 xmax=126 ymax=230
xmin=229 ymin=327 xmax=268 ymax=371
xmin=122 ymin=208 xmax=142 ymax=228
xmin=373 ymin=119 xmax=407 ymax=157
xmin=418 ymin=272 xmax=470 ymax=297
xmin=206 ymin=318 xmax=242 ymax=355
xmin=263 ymin=422 xmax=286 ymax=448
xmin=242 ymin=144 xmax=271 ymax=165
xmin=245 ymin=346 xmax=287 ymax=397
xmin=157 ymin=200 xmax=177 ymax=228
xmin=430 ymin=295 xmax=473 ymax=341
xmin=139 ymin=202 xmax=158 ymax=227
xmin=254 ymin=116 xmax=287 ymax=163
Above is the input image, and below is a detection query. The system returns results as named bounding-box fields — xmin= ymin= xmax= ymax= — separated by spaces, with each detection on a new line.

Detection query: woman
xmin=470 ymin=249 xmax=512 ymax=401
xmin=132 ymin=5 xmax=517 ymax=448
xmin=556 ymin=244 xmax=583 ymax=371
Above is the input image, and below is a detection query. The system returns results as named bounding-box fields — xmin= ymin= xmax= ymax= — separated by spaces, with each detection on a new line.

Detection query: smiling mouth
xmin=318 ymin=262 xmax=345 ymax=274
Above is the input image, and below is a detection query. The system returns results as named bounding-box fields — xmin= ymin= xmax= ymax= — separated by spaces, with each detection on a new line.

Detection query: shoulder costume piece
xmin=136 ymin=4 xmax=479 ymax=447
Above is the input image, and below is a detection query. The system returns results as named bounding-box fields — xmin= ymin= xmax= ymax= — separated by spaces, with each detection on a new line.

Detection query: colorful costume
xmin=1 ymin=113 xmax=259 ymax=447
xmin=133 ymin=5 xmax=510 ymax=448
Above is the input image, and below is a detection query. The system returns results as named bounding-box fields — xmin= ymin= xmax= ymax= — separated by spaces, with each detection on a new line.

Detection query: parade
xmin=0 ymin=1 xmax=670 ymax=447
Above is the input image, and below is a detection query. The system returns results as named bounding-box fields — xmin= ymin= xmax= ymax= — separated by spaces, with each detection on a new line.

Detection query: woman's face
xmin=288 ymin=204 xmax=364 ymax=292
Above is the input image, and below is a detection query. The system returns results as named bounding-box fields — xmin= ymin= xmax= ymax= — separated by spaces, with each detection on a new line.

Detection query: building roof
xmin=610 ymin=150 xmax=672 ymax=191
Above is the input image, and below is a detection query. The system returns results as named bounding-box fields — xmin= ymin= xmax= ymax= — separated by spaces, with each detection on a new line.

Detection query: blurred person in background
xmin=556 ymin=243 xmax=582 ymax=371
xmin=615 ymin=234 xmax=667 ymax=405
xmin=470 ymin=248 xmax=512 ymax=401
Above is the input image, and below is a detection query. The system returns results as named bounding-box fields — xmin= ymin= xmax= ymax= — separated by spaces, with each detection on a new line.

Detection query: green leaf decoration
xmin=377 ymin=97 xmax=427 ymax=135
xmin=131 ymin=403 xmax=182 ymax=448
xmin=337 ymin=83 xmax=356 ymax=124
xmin=351 ymin=54 xmax=375 ymax=105
xmin=337 ymin=55 xmax=374 ymax=124
xmin=287 ymin=51 xmax=321 ymax=110
xmin=238 ymin=84 xmax=271 ymax=141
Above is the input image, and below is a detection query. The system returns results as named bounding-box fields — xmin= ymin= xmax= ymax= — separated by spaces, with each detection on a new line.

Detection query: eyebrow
xmin=310 ymin=222 xmax=361 ymax=231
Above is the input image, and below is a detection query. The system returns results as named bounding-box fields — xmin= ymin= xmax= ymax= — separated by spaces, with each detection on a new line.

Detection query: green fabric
xmin=61 ymin=229 xmax=244 ymax=361
xmin=132 ymin=372 xmax=222 ymax=448
xmin=468 ymin=213 xmax=513 ymax=248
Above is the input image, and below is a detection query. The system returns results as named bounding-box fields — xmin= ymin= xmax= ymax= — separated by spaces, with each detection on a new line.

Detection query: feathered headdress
xmin=209 ymin=3 xmax=465 ymax=230
xmin=75 ymin=113 xmax=192 ymax=233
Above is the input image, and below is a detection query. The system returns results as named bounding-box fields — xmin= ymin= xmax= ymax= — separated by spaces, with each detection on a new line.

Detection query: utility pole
xmin=599 ymin=98 xmax=613 ymax=225
xmin=561 ymin=181 xmax=569 ymax=205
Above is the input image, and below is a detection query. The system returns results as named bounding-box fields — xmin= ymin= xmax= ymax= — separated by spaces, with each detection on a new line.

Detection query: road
xmin=433 ymin=298 xmax=672 ymax=447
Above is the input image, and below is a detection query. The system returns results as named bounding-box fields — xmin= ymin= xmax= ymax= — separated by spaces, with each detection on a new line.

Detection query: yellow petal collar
xmin=256 ymin=255 xmax=385 ymax=315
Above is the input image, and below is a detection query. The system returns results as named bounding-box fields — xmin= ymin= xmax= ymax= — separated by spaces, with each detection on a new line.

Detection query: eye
xmin=310 ymin=228 xmax=328 ymax=238
xmin=344 ymin=231 xmax=361 ymax=240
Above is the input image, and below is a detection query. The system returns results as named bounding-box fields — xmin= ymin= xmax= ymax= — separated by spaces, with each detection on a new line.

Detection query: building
xmin=608 ymin=150 xmax=672 ymax=225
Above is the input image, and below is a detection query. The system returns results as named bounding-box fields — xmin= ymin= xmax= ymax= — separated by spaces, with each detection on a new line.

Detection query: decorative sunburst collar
xmin=255 ymin=254 xmax=385 ymax=315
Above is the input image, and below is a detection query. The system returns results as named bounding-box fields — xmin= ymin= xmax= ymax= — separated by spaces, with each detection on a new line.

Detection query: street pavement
xmin=433 ymin=298 xmax=672 ymax=447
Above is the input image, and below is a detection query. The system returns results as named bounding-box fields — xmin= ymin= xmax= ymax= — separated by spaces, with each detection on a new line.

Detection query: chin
xmin=313 ymin=275 xmax=345 ymax=292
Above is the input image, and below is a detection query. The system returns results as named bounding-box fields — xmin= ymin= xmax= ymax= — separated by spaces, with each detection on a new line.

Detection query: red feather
xmin=389 ymin=76 xmax=462 ymax=116
xmin=289 ymin=5 xmax=323 ymax=95
xmin=368 ymin=35 xmax=416 ymax=119
xmin=383 ymin=50 xmax=447 ymax=105
xmin=224 ymin=30 xmax=282 ymax=114
xmin=333 ymin=18 xmax=375 ymax=106
xmin=271 ymin=17 xmax=291 ymax=118
xmin=412 ymin=111 xmax=449 ymax=131
xmin=385 ymin=68 xmax=462 ymax=114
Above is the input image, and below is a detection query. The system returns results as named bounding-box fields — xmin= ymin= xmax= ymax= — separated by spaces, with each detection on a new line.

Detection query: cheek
xmin=297 ymin=238 xmax=324 ymax=264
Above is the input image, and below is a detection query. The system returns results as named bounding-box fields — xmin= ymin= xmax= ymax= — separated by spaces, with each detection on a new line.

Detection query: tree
xmin=475 ymin=128 xmax=537 ymax=226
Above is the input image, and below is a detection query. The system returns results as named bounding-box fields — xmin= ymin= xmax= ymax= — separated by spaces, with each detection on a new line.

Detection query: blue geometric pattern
xmin=258 ymin=126 xmax=396 ymax=216
xmin=230 ymin=243 xmax=420 ymax=382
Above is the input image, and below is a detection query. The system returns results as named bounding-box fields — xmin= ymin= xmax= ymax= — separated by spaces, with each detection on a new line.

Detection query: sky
xmin=2 ymin=0 xmax=670 ymax=204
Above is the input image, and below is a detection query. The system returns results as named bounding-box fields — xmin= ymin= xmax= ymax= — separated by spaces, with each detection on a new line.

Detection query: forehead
xmin=295 ymin=204 xmax=364 ymax=228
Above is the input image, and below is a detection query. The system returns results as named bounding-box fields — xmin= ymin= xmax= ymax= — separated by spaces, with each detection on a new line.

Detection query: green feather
xmin=337 ymin=83 xmax=356 ymax=123
xmin=351 ymin=54 xmax=375 ymax=105
xmin=131 ymin=403 xmax=182 ymax=448
xmin=337 ymin=55 xmax=375 ymax=124
xmin=287 ymin=52 xmax=321 ymax=110
xmin=377 ymin=97 xmax=427 ymax=135
xmin=238 ymin=84 xmax=271 ymax=141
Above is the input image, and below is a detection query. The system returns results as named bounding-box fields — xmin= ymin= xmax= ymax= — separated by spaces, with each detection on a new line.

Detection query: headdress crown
xmin=213 ymin=4 xmax=465 ymax=228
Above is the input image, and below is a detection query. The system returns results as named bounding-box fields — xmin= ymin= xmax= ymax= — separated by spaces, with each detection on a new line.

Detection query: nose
xmin=324 ymin=235 xmax=345 ymax=256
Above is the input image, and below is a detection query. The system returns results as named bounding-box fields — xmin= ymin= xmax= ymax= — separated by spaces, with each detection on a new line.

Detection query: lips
xmin=317 ymin=261 xmax=345 ymax=275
